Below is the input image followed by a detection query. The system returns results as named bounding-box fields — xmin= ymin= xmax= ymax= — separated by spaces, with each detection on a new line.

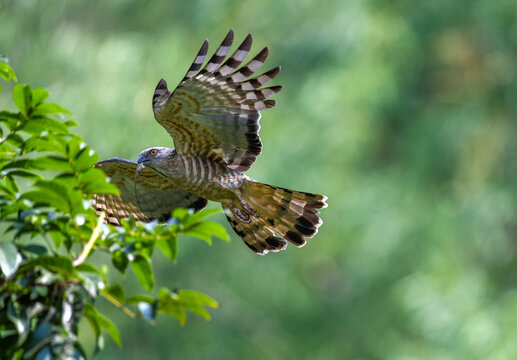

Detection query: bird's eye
xmin=150 ymin=149 xmax=157 ymax=156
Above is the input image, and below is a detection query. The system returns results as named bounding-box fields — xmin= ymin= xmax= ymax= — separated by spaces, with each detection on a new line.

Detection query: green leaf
xmin=0 ymin=179 xmax=15 ymax=196
xmin=0 ymin=242 xmax=21 ymax=277
xmin=34 ymin=179 xmax=70 ymax=200
xmin=193 ymin=221 xmax=230 ymax=242
xmin=155 ymin=288 xmax=218 ymax=325
xmin=64 ymin=120 xmax=79 ymax=127
xmin=0 ymin=109 xmax=22 ymax=123
xmin=76 ymin=263 xmax=107 ymax=284
xmin=0 ymin=61 xmax=17 ymax=82
xmin=94 ymin=309 xmax=121 ymax=347
xmin=49 ymin=231 xmax=66 ymax=249
xmin=21 ymin=190 xmax=62 ymax=209
xmin=156 ymin=236 xmax=178 ymax=261
xmin=157 ymin=288 xmax=186 ymax=325
xmin=21 ymin=180 xmax=71 ymax=212
xmin=85 ymin=181 xmax=119 ymax=195
xmin=5 ymin=173 xmax=19 ymax=193
xmin=130 ymin=254 xmax=154 ymax=291
xmin=18 ymin=244 xmax=49 ymax=257
xmin=82 ymin=302 xmax=102 ymax=352
xmin=5 ymin=132 xmax=23 ymax=147
xmin=171 ymin=207 xmax=189 ymax=222
xmin=23 ymin=135 xmax=65 ymax=153
xmin=183 ymin=228 xmax=211 ymax=244
xmin=32 ymin=102 xmax=72 ymax=116
xmin=184 ymin=221 xmax=229 ymax=244
xmin=13 ymin=84 xmax=32 ymax=116
xmin=83 ymin=302 xmax=121 ymax=346
xmin=65 ymin=134 xmax=84 ymax=159
xmin=111 ymin=250 xmax=128 ymax=275
xmin=0 ymin=168 xmax=42 ymax=181
xmin=182 ymin=292 xmax=215 ymax=321
xmin=73 ymin=146 xmax=97 ymax=171
xmin=79 ymin=168 xmax=106 ymax=184
xmin=179 ymin=289 xmax=219 ymax=309
xmin=31 ymin=155 xmax=73 ymax=172
xmin=0 ymin=142 xmax=14 ymax=161
xmin=22 ymin=116 xmax=70 ymax=135
xmin=183 ymin=208 xmax=221 ymax=227
xmin=1 ymin=158 xmax=39 ymax=171
xmin=102 ymin=284 xmax=125 ymax=304
xmin=30 ymin=88 xmax=49 ymax=107
xmin=53 ymin=173 xmax=80 ymax=189
xmin=19 ymin=255 xmax=76 ymax=279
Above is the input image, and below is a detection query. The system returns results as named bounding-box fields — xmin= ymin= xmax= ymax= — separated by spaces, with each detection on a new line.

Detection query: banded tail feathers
xmin=223 ymin=181 xmax=327 ymax=255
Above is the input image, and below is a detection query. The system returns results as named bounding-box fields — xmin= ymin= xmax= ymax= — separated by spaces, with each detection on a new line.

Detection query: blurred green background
xmin=2 ymin=0 xmax=517 ymax=358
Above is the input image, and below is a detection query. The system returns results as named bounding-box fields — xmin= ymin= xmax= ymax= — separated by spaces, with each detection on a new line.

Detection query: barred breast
xmin=169 ymin=154 xmax=246 ymax=202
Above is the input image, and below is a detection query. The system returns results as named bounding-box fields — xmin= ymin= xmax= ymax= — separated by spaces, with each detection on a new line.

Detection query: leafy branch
xmin=0 ymin=58 xmax=228 ymax=359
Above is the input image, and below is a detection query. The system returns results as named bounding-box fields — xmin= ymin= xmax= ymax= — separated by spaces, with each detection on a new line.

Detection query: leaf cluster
xmin=0 ymin=59 xmax=227 ymax=359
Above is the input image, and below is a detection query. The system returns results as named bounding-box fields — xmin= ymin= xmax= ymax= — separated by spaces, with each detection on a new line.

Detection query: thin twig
xmin=100 ymin=290 xmax=137 ymax=319
xmin=73 ymin=211 xmax=105 ymax=266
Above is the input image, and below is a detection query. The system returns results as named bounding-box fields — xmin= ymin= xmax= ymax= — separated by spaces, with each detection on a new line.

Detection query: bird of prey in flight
xmin=92 ymin=30 xmax=327 ymax=254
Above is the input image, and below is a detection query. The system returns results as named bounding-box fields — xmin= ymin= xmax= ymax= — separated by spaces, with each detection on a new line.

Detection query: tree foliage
xmin=2 ymin=1 xmax=517 ymax=358
xmin=0 ymin=59 xmax=227 ymax=359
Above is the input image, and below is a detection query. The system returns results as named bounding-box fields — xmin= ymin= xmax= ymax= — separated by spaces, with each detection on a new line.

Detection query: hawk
xmin=92 ymin=30 xmax=327 ymax=254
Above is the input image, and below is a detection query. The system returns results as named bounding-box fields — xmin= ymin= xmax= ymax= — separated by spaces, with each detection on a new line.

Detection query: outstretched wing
xmin=152 ymin=29 xmax=282 ymax=172
xmin=92 ymin=158 xmax=207 ymax=225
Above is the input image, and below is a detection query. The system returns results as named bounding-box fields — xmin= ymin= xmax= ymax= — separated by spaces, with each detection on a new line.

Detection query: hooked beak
xmin=137 ymin=155 xmax=147 ymax=164
xmin=137 ymin=155 xmax=149 ymax=172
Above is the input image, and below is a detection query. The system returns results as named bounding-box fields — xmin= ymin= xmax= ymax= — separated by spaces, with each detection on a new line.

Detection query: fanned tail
xmin=223 ymin=181 xmax=327 ymax=255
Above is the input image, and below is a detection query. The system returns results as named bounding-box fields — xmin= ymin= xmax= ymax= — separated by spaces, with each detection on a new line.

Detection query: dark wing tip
xmin=241 ymin=33 xmax=253 ymax=50
xmin=269 ymin=85 xmax=283 ymax=93
xmin=200 ymin=39 xmax=209 ymax=55
xmin=304 ymin=194 xmax=328 ymax=209
xmin=216 ymin=30 xmax=234 ymax=52
xmin=258 ymin=47 xmax=269 ymax=59
xmin=263 ymin=66 xmax=281 ymax=80
xmin=264 ymin=99 xmax=276 ymax=108
xmin=189 ymin=197 xmax=208 ymax=211
xmin=224 ymin=29 xmax=235 ymax=44
xmin=318 ymin=195 xmax=328 ymax=209
xmin=156 ymin=78 xmax=168 ymax=90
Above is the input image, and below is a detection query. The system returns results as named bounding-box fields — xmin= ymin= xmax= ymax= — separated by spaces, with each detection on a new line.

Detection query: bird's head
xmin=137 ymin=147 xmax=175 ymax=171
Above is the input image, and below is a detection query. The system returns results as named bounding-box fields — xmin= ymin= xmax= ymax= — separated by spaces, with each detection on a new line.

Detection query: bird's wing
xmin=152 ymin=29 xmax=281 ymax=172
xmin=92 ymin=158 xmax=207 ymax=225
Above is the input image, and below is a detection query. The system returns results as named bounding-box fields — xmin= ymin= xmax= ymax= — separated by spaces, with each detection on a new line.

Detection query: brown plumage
xmin=223 ymin=182 xmax=326 ymax=253
xmin=92 ymin=30 xmax=327 ymax=254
